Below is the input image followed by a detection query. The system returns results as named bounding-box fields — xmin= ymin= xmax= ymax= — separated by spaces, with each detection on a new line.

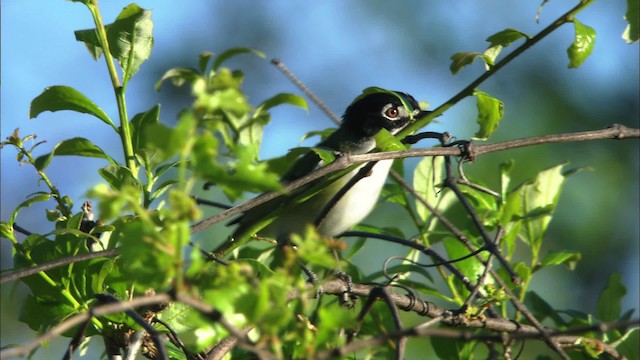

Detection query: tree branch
xmin=193 ymin=124 xmax=639 ymax=234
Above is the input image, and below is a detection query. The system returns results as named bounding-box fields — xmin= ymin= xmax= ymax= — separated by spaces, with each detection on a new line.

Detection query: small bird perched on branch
xmin=213 ymin=87 xmax=429 ymax=257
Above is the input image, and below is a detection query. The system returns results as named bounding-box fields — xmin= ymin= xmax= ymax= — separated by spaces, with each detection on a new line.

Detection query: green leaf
xmin=34 ymin=137 xmax=116 ymax=170
xmin=1 ymin=222 xmax=14 ymax=240
xmin=443 ymin=238 xmax=487 ymax=285
xmin=154 ymin=67 xmax=200 ymax=91
xmin=130 ymin=104 xmax=160 ymax=152
xmin=258 ymin=93 xmax=308 ymax=111
xmin=567 ymin=19 xmax=596 ymax=68
xmin=486 ymin=28 xmax=530 ymax=48
xmin=211 ymin=47 xmax=265 ymax=70
xmin=449 ymin=52 xmax=493 ymax=75
xmin=98 ymin=164 xmax=143 ymax=191
xmin=516 ymin=164 xmax=575 ymax=258
xmin=483 ymin=29 xmax=529 ymax=69
xmin=149 ymin=179 xmax=177 ymax=203
xmin=30 ymin=86 xmax=115 ymax=129
xmin=473 ymin=90 xmax=504 ymax=140
xmin=413 ymin=156 xmax=455 ymax=226
xmin=614 ymin=327 xmax=639 ymax=360
xmin=75 ymin=5 xmax=154 ymax=84
xmin=107 ymin=4 xmax=154 ymax=84
xmin=623 ymin=0 xmax=639 ymax=43
xmin=432 ymin=337 xmax=477 ymax=360
xmin=7 ymin=193 xmax=52 ymax=228
xmin=373 ymin=128 xmax=406 ymax=151
xmin=74 ymin=27 xmax=103 ymax=60
xmin=198 ymin=51 xmax=214 ymax=74
xmin=19 ymin=295 xmax=77 ymax=333
xmin=286 ymin=147 xmax=336 ymax=165
xmin=117 ymin=219 xmax=174 ymax=289
xmin=525 ymin=291 xmax=566 ymax=326
xmin=540 ymin=251 xmax=582 ymax=270
xmin=596 ymin=272 xmax=626 ymax=322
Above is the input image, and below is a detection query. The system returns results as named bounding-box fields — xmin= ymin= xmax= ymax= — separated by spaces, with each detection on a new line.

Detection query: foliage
xmin=1 ymin=1 xmax=638 ymax=359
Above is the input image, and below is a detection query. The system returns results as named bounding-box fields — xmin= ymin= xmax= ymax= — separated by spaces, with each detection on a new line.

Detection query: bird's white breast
xmin=262 ymin=159 xmax=393 ymax=239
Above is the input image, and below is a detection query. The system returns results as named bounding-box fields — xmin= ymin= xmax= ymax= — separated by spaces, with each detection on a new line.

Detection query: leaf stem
xmin=87 ymin=0 xmax=138 ymax=175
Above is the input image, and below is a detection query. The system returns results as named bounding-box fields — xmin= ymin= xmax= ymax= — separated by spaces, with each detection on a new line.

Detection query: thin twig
xmin=0 ymin=249 xmax=120 ymax=284
xmin=271 ymin=58 xmax=342 ymax=125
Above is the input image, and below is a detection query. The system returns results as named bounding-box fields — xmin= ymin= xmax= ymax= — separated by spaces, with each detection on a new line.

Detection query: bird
xmin=213 ymin=87 xmax=430 ymax=257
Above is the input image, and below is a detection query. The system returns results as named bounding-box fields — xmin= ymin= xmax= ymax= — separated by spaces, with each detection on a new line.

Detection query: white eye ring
xmin=382 ymin=103 xmax=402 ymax=120
xmin=381 ymin=103 xmax=411 ymax=120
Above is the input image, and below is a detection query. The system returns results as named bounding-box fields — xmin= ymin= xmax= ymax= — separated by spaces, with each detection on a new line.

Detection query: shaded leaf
xmin=155 ymin=67 xmax=199 ymax=91
xmin=98 ymin=164 xmax=143 ymax=191
xmin=7 ymin=193 xmax=52 ymax=228
xmin=486 ymin=28 xmax=530 ymax=47
xmin=130 ymin=104 xmax=161 ymax=152
xmin=30 ymin=86 xmax=114 ymax=129
xmin=74 ymin=27 xmax=103 ymax=60
xmin=596 ymin=272 xmax=626 ymax=322
xmin=525 ymin=291 xmax=567 ymax=326
xmin=614 ymin=327 xmax=639 ymax=360
xmin=450 ymin=52 xmax=493 ymax=75
xmin=212 ymin=47 xmax=265 ymax=70
xmin=198 ymin=51 xmax=214 ymax=74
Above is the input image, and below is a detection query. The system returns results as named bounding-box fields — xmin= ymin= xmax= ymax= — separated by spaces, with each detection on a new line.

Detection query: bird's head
xmin=341 ymin=87 xmax=429 ymax=137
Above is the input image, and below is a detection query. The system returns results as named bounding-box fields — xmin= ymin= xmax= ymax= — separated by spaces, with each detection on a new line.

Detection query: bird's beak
xmin=413 ymin=110 xmax=432 ymax=120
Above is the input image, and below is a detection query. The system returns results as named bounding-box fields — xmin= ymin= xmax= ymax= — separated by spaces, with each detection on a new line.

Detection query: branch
xmin=0 ymin=249 xmax=119 ymax=285
xmin=316 ymin=278 xmax=637 ymax=360
xmin=192 ymin=124 xmax=639 ymax=233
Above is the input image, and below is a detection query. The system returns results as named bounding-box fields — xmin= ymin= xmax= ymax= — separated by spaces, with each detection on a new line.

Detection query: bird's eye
xmin=382 ymin=104 xmax=401 ymax=120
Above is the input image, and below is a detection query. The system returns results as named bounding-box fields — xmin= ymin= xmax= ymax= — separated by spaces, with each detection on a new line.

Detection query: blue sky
xmin=2 ymin=1 xmax=638 ymax=356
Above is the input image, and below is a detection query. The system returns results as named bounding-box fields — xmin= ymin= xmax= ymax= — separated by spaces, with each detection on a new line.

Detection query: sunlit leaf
xmin=34 ymin=137 xmax=117 ymax=170
xmin=623 ymin=0 xmax=639 ymax=43
xmin=75 ymin=5 xmax=154 ymax=84
xmin=540 ymin=251 xmax=582 ymax=270
xmin=413 ymin=156 xmax=456 ymax=227
xmin=473 ymin=90 xmax=504 ymax=140
xmin=258 ymin=93 xmax=308 ymax=111
xmin=107 ymin=5 xmax=154 ymax=84
xmin=373 ymin=128 xmax=406 ymax=152
xmin=511 ymin=164 xmax=583 ymax=260
xmin=567 ymin=19 xmax=596 ymax=68
xmin=30 ymin=86 xmax=115 ymax=129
